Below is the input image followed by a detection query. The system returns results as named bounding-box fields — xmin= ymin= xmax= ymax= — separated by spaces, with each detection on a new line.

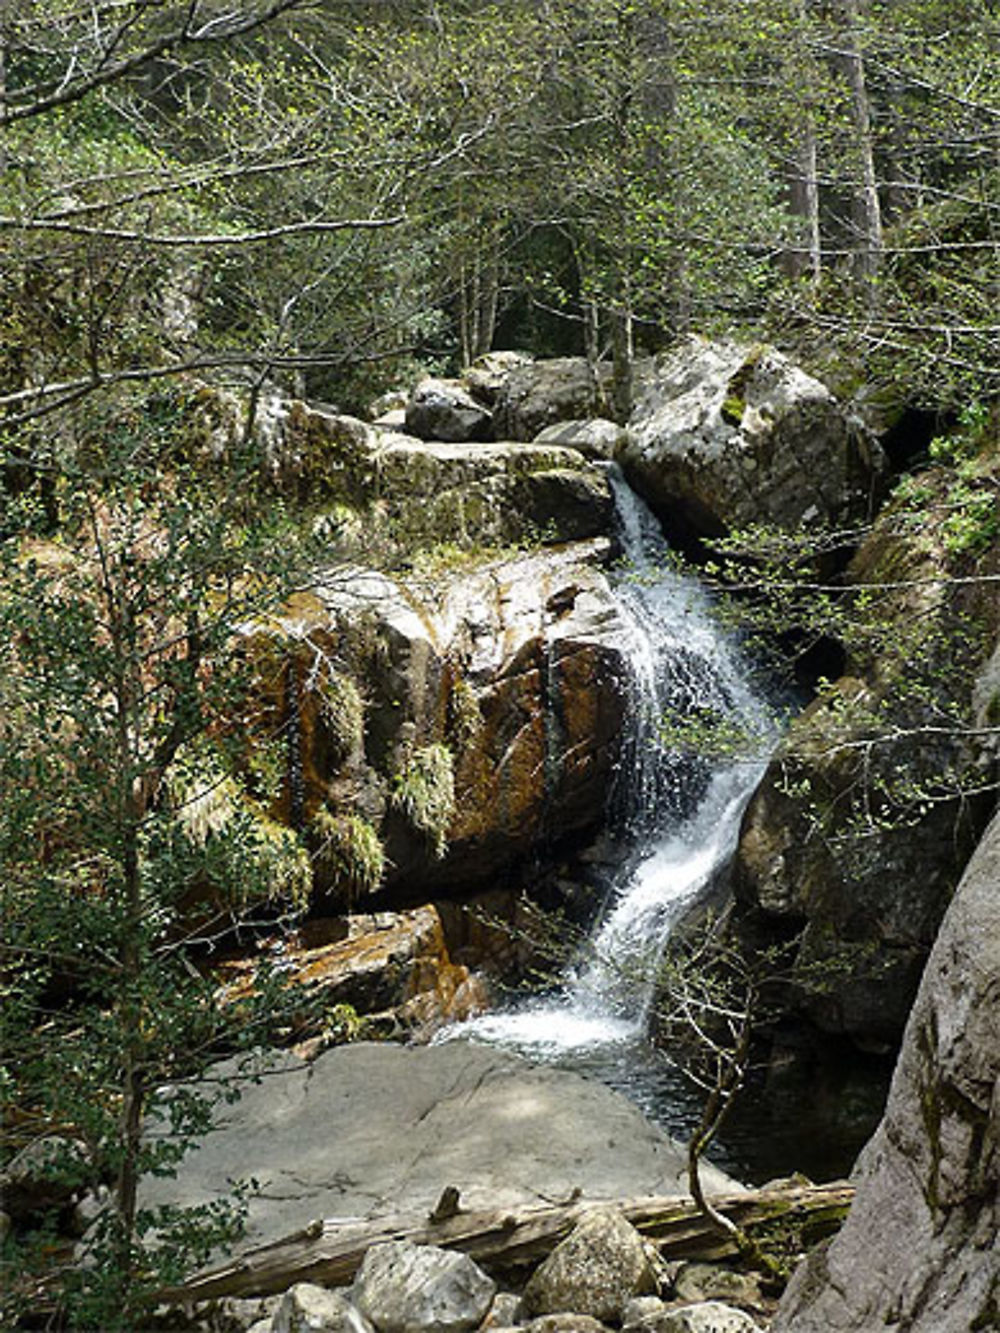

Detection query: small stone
xmin=214 ymin=1293 xmax=283 ymax=1332
xmin=523 ymin=1317 xmax=610 ymax=1333
xmin=271 ymin=1282 xmax=371 ymax=1333
xmin=481 ymin=1292 xmax=522 ymax=1328
xmin=352 ymin=1239 xmax=496 ymax=1333
xmin=622 ymin=1295 xmax=673 ymax=1331
xmin=652 ymin=1302 xmax=761 ymax=1332
xmin=520 ymin=1205 xmax=658 ymax=1322
xmin=673 ymin=1264 xmax=762 ymax=1309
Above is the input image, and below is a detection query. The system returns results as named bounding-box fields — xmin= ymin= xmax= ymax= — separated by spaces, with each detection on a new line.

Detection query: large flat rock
xmin=144 ymin=1040 xmax=739 ymax=1253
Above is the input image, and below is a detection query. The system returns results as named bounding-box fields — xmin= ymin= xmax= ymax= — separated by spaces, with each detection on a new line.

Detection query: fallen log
xmin=158 ymin=1181 xmax=854 ymax=1304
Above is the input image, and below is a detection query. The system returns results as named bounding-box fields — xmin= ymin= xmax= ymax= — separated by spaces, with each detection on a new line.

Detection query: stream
xmin=442 ymin=472 xmax=889 ymax=1184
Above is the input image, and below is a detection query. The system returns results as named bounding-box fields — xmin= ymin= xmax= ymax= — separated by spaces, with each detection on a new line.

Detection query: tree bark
xmin=784 ymin=1 xmax=822 ymax=284
xmin=836 ymin=0 xmax=883 ymax=287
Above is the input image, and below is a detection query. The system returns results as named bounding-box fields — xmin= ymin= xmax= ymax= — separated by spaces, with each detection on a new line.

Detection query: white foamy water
xmin=441 ymin=469 xmax=775 ymax=1075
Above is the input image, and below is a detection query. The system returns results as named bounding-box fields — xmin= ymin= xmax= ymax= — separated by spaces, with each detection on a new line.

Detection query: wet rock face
xmin=621 ymin=338 xmax=885 ymax=537
xmin=772 ymin=811 xmax=1000 ymax=1333
xmin=265 ymin=540 xmax=630 ymax=898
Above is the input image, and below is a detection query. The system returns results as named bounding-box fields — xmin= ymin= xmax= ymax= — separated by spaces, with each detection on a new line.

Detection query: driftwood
xmin=159 ymin=1181 xmax=854 ymax=1304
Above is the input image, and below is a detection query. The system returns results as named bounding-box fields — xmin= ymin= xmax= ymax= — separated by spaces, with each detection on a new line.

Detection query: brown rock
xmin=214 ymin=906 xmax=483 ymax=1045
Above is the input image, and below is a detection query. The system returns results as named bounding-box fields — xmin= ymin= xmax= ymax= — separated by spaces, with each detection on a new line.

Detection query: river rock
xmin=520 ymin=1205 xmax=658 ymax=1322
xmin=493 ymin=358 xmax=613 ymax=441
xmin=481 ymin=1292 xmax=522 ymax=1328
xmin=672 ymin=1265 xmax=762 ymax=1310
xmin=373 ymin=437 xmax=612 ymax=548
xmin=140 ymin=1040 xmax=740 ymax=1256
xmin=521 ymin=1317 xmax=610 ymax=1333
xmin=352 ymin=1240 xmax=495 ymax=1333
xmin=462 ymin=350 xmax=533 ymax=406
xmin=621 ymin=338 xmax=884 ymax=537
xmin=772 ymin=809 xmax=1000 ymax=1333
xmin=643 ymin=1305 xmax=760 ymax=1333
xmin=533 ymin=418 xmax=626 ymax=460
xmin=214 ymin=907 xmax=486 ymax=1047
xmin=405 ymin=377 xmax=493 ymax=442
xmin=271 ymin=1282 xmax=372 ymax=1333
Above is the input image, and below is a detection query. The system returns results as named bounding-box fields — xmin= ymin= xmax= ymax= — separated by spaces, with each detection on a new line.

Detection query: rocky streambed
xmin=7 ymin=341 xmax=997 ymax=1333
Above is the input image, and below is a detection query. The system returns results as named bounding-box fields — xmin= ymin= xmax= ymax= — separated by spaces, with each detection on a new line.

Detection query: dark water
xmin=550 ymin=1034 xmax=893 ymax=1186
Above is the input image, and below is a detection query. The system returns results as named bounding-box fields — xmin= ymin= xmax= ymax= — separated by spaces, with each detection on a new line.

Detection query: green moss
xmin=309 ymin=806 xmax=385 ymax=905
xmin=166 ymin=740 xmax=312 ymax=911
xmin=722 ymin=344 xmax=769 ymax=427
xmin=319 ymin=670 xmax=365 ymax=764
xmin=448 ymin=676 xmax=482 ymax=749
xmin=391 ymin=742 xmax=455 ymax=858
xmin=722 ymin=394 xmax=745 ymax=427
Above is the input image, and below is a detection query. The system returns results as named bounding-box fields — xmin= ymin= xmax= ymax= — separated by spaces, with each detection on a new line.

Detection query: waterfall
xmin=441 ymin=469 xmax=775 ymax=1106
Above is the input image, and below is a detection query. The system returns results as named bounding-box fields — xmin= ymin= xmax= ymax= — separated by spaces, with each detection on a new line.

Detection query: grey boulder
xmin=772 ymin=810 xmax=1000 ymax=1333
xmin=520 ymin=1205 xmax=658 ymax=1322
xmin=406 ymin=378 xmax=493 ymax=442
xmin=493 ymin=358 xmax=613 ymax=441
xmin=622 ymin=337 xmax=884 ymax=536
xmin=351 ymin=1240 xmax=495 ymax=1333
xmin=533 ymin=418 xmax=626 ymax=460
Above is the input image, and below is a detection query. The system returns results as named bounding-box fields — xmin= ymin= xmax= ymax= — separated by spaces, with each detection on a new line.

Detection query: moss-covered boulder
xmin=372 ymin=436 xmax=612 ymax=548
xmin=243 ymin=539 xmax=630 ymax=900
xmin=621 ymin=337 xmax=885 ymax=537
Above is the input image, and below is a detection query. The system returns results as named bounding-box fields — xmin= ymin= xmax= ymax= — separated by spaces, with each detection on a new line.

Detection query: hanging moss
xmin=309 ymin=806 xmax=385 ymax=905
xmin=391 ymin=742 xmax=456 ymax=858
xmin=319 ymin=669 xmax=365 ymax=765
xmin=447 ymin=676 xmax=482 ymax=750
xmin=165 ymin=740 xmax=312 ymax=912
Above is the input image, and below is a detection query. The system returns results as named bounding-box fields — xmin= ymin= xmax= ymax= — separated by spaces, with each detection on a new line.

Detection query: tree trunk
xmin=836 ymin=0 xmax=883 ymax=287
xmin=157 ymin=1182 xmax=855 ymax=1303
xmin=784 ymin=1 xmax=822 ymax=283
xmin=610 ymin=0 xmax=636 ymax=423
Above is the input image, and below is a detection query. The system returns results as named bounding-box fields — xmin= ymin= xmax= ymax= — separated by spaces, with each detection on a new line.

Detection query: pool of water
xmin=445 ymin=1007 xmax=893 ymax=1187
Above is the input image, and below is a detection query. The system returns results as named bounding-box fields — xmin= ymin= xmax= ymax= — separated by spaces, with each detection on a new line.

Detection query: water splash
xmin=442 ymin=469 xmax=774 ymax=1077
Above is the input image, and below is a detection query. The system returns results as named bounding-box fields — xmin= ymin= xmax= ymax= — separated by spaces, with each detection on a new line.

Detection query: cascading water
xmin=442 ymin=468 xmax=776 ymax=1133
